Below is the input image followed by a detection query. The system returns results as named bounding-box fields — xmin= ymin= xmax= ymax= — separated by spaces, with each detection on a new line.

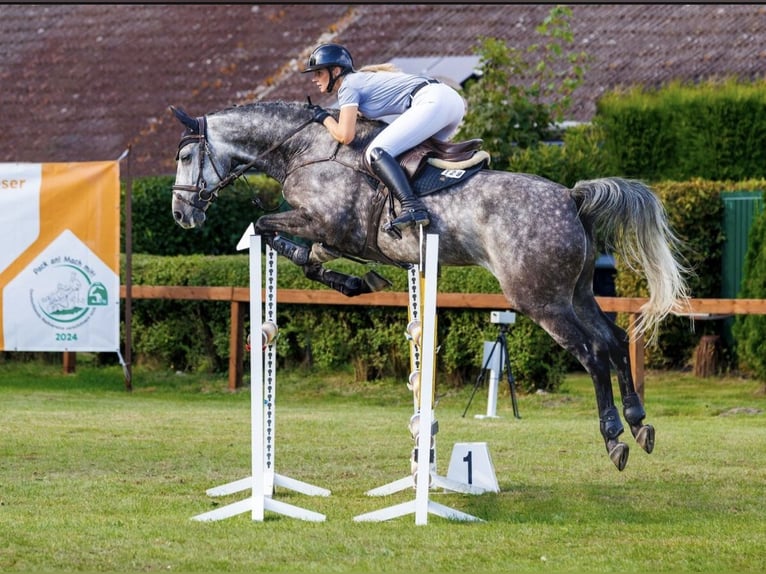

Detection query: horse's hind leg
xmin=570 ymin=245 xmax=655 ymax=458
xmin=574 ymin=298 xmax=655 ymax=455
xmin=607 ymin=321 xmax=655 ymax=454
xmin=623 ymin=391 xmax=655 ymax=454
xmin=529 ymin=306 xmax=630 ymax=470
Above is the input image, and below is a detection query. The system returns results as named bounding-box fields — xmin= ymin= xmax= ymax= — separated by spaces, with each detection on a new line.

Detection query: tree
xmin=457 ymin=5 xmax=589 ymax=171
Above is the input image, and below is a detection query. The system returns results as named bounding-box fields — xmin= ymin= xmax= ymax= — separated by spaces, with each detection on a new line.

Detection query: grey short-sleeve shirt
xmin=337 ymin=71 xmax=428 ymax=118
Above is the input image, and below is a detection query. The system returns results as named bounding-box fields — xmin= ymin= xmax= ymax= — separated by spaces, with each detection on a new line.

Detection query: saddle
xmin=398 ymin=137 xmax=490 ymax=179
xmin=362 ymin=137 xmax=491 ymax=198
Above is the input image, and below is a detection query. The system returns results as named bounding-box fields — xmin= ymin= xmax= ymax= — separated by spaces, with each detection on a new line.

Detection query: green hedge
xmin=123 ymin=174 xmax=283 ymax=256
xmin=597 ymin=80 xmax=766 ymax=182
xmin=507 ymin=123 xmax=611 ymax=187
xmin=126 ymin=254 xmax=568 ymax=392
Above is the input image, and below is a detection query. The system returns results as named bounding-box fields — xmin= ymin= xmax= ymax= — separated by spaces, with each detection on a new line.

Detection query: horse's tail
xmin=571 ymin=177 xmax=690 ymax=340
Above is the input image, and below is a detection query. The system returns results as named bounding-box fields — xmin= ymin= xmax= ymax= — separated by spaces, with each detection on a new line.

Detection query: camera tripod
xmin=462 ymin=323 xmax=521 ymax=419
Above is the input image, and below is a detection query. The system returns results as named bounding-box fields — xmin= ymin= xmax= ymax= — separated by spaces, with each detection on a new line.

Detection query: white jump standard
xmin=192 ymin=233 xmax=329 ymax=522
xmin=354 ymin=233 xmax=484 ymax=525
xmin=362 ymin=266 xmax=485 ymax=499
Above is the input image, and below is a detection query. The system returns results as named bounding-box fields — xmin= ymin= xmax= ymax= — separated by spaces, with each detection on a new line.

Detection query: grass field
xmin=1 ymin=361 xmax=764 ymax=572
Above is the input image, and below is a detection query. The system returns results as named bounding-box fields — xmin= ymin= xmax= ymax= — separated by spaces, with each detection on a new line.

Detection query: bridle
xmin=172 ymin=113 xmax=314 ymax=211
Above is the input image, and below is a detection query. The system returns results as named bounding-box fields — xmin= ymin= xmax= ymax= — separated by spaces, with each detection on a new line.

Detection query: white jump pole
xmin=192 ymin=232 xmax=328 ymax=522
xmin=354 ymin=233 xmax=483 ymax=524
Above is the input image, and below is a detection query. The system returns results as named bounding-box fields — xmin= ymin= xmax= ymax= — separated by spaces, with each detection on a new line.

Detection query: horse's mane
xmin=208 ymin=100 xmax=304 ymax=120
xmin=209 ymin=100 xmax=386 ymax=141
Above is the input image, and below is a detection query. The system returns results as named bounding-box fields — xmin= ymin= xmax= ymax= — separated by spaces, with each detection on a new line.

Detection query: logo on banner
xmin=30 ymin=257 xmax=109 ymax=330
xmin=3 ymin=229 xmax=119 ymax=350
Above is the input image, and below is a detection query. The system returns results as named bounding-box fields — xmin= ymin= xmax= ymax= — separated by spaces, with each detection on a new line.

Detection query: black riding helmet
xmin=302 ymin=43 xmax=354 ymax=94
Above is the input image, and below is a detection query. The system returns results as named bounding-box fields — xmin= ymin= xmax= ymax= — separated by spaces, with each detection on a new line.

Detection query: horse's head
xmin=170 ymin=105 xmax=229 ymax=229
xmin=170 ymin=102 xmax=320 ymax=229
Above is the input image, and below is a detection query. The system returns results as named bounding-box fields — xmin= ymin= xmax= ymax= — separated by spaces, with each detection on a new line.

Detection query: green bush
xmin=457 ymin=6 xmax=588 ymax=172
xmin=732 ymin=193 xmax=766 ymax=383
xmin=597 ymin=80 xmax=766 ymax=182
xmin=614 ymin=179 xmax=766 ymax=369
xmin=123 ymin=174 xmax=282 ymax=255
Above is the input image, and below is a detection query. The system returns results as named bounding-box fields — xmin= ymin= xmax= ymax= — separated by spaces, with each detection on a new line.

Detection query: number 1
xmin=463 ymin=450 xmax=473 ymax=484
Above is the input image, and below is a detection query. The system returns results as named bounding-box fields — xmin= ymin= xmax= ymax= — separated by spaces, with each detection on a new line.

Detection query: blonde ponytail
xmin=358 ymin=63 xmax=400 ymax=73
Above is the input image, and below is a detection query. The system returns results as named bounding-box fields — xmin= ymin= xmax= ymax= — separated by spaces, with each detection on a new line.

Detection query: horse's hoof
xmin=635 ymin=424 xmax=655 ymax=454
xmin=363 ymin=270 xmax=393 ymax=292
xmin=608 ymin=441 xmax=629 ymax=471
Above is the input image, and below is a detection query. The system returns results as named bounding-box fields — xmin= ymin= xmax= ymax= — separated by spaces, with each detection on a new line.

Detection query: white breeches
xmin=364 ymin=83 xmax=466 ymax=163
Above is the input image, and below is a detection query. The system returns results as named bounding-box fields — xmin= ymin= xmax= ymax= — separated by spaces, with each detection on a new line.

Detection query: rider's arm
xmin=322 ymin=105 xmax=358 ymax=145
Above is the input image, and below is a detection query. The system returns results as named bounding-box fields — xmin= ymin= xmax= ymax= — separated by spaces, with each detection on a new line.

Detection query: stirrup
xmin=390 ymin=209 xmax=430 ymax=230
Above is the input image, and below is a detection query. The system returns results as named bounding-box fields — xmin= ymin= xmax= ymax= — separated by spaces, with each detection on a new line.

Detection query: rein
xmin=172 ymin=114 xmax=314 ymax=209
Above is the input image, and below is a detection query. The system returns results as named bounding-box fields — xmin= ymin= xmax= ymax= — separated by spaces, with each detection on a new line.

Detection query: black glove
xmin=308 ymin=104 xmax=330 ymax=125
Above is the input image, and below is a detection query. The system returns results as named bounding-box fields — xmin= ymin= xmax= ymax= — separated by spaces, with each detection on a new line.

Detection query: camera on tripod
xmin=462 ymin=310 xmax=521 ymax=419
xmin=490 ymin=310 xmax=516 ymax=325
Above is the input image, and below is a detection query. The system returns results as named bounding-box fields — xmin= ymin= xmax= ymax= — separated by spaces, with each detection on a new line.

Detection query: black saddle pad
xmin=411 ymin=162 xmax=485 ymax=197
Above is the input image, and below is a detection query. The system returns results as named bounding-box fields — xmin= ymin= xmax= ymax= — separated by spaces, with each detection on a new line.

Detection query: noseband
xmin=172 ymin=113 xmax=315 ymax=211
xmin=172 ymin=116 xmax=228 ymax=210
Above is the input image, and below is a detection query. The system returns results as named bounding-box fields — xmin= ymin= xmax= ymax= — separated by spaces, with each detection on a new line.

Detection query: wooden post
xmin=228 ymin=301 xmax=245 ymax=390
xmin=123 ymin=145 xmax=133 ymax=391
xmin=628 ymin=313 xmax=645 ymax=402
xmin=63 ymin=351 xmax=76 ymax=374
xmin=693 ymin=335 xmax=721 ymax=377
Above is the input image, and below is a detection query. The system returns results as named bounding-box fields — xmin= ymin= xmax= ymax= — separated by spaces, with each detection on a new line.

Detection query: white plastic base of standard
xmin=191 ymin=496 xmax=326 ymax=523
xmin=206 ymin=473 xmax=331 ymax=498
xmin=353 ymin=499 xmax=483 ymax=523
xmin=365 ymin=473 xmax=485 ymax=497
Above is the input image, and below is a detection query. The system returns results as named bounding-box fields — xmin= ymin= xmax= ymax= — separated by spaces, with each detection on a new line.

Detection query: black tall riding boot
xmin=369 ymin=147 xmax=430 ymax=229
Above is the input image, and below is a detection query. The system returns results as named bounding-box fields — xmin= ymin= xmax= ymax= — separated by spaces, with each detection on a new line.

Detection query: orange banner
xmin=0 ymin=162 xmax=120 ymax=351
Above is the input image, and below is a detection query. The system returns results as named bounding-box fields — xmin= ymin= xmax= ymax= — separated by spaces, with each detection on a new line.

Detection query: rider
xmin=302 ymin=43 xmax=466 ymax=230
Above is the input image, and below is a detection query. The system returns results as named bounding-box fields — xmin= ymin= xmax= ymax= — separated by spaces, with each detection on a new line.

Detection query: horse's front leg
xmin=609 ymin=322 xmax=655 ymax=455
xmin=302 ymin=263 xmax=391 ymax=297
xmin=254 ymin=212 xmax=391 ymax=297
xmin=254 ymin=210 xmax=317 ymax=265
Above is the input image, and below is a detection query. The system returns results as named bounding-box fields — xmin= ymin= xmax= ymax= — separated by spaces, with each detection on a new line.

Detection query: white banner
xmin=0 ymin=162 xmax=120 ymax=352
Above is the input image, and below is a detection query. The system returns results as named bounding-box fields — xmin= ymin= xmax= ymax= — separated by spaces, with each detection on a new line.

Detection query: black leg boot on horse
xmin=369 ymin=147 xmax=430 ymax=231
xmin=268 ymin=234 xmax=391 ymax=297
xmin=600 ymin=405 xmax=629 ymax=471
xmin=270 ymin=234 xmax=310 ymax=265
xmin=622 ymin=392 xmax=655 ymax=454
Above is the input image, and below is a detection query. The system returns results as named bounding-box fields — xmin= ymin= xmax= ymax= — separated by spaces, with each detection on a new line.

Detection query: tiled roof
xmin=2 ymin=3 xmax=764 ymax=176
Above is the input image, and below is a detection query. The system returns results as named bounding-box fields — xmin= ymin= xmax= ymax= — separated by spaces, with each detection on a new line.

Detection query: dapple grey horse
xmin=170 ymin=101 xmax=689 ymax=471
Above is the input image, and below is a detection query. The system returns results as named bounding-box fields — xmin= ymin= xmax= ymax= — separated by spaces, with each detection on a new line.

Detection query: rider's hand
xmin=308 ymin=104 xmax=330 ymax=125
